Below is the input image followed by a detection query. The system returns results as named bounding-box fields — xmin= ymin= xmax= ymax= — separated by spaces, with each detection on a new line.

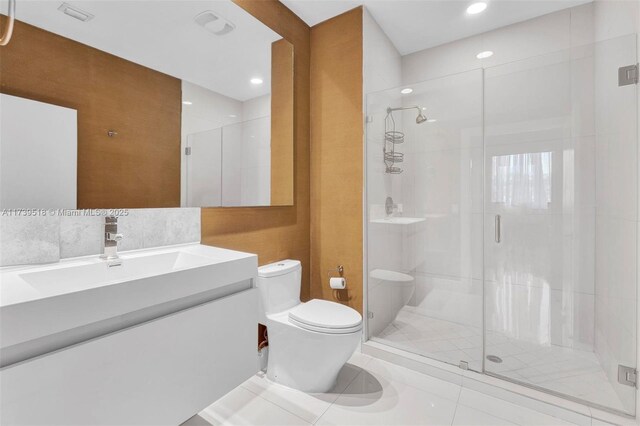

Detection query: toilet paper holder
xmin=327 ymin=265 xmax=344 ymax=279
xmin=328 ymin=265 xmax=346 ymax=291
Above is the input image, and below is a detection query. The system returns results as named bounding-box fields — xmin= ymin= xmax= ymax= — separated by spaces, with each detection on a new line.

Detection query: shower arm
xmin=0 ymin=0 xmax=16 ymax=47
xmin=387 ymin=106 xmax=422 ymax=114
xmin=387 ymin=105 xmax=429 ymax=124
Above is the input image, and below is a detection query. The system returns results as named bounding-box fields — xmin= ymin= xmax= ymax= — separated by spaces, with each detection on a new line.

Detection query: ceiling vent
xmin=58 ymin=3 xmax=94 ymax=22
xmin=194 ymin=11 xmax=235 ymax=36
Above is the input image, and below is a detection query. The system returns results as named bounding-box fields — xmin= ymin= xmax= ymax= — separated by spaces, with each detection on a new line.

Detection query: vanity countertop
xmin=0 ymin=243 xmax=255 ymax=308
xmin=0 ymin=243 xmax=258 ymax=365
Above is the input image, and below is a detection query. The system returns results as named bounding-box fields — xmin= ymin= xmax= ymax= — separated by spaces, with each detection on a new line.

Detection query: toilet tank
xmin=257 ymin=260 xmax=302 ymax=323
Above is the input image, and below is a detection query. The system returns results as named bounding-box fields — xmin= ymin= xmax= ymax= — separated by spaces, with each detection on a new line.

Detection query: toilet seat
xmin=288 ymin=299 xmax=362 ymax=334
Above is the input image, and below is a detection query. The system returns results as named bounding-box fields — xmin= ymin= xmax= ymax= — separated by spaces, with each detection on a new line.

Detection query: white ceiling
xmin=11 ymin=0 xmax=282 ymax=101
xmin=281 ymin=0 xmax=591 ymax=55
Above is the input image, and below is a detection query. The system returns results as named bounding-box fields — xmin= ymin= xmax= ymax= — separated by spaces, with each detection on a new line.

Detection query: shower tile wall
xmin=402 ymin=1 xmax=636 ymax=345
xmin=400 ymin=3 xmax=600 ymax=354
xmin=366 ymin=3 xmax=588 ymax=357
xmin=400 ymin=70 xmax=484 ymax=370
xmin=369 ymin=6 xmax=595 ymax=375
xmin=364 ymin=8 xmax=402 ymax=219
xmin=593 ymin=32 xmax=639 ymax=415
xmin=364 ymin=8 xmax=404 ymax=336
xmin=484 ymin=50 xmax=596 ymax=351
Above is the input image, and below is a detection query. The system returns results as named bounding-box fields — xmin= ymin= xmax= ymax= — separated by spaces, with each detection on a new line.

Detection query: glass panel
xmin=483 ymin=35 xmax=637 ymax=415
xmin=221 ymin=117 xmax=272 ymax=206
xmin=366 ymin=69 xmax=484 ymax=371
xmin=490 ymin=151 xmax=553 ymax=208
xmin=185 ymin=128 xmax=222 ymax=207
xmin=185 ymin=116 xmax=271 ymax=208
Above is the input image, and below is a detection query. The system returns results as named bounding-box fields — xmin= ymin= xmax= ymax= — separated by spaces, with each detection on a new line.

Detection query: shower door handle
xmin=495 ymin=215 xmax=501 ymax=243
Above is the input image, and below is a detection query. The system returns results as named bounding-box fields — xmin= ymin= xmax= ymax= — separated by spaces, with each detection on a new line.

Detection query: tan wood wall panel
xmin=309 ymin=8 xmax=364 ymax=313
xmin=0 ymin=18 xmax=181 ymax=209
xmin=270 ymin=39 xmax=294 ymax=206
xmin=203 ymin=0 xmax=311 ymax=301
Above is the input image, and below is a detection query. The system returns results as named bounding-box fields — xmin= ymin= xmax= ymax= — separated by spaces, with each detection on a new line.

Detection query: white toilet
xmin=257 ymin=259 xmax=362 ymax=393
xmin=370 ymin=269 xmax=415 ymax=320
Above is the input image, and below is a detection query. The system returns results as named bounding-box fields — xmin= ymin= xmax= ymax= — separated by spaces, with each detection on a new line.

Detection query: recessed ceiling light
xmin=466 ymin=2 xmax=487 ymax=15
xmin=401 ymin=88 xmax=413 ymax=94
xmin=427 ymin=118 xmax=437 ymax=123
xmin=476 ymin=50 xmax=494 ymax=59
xmin=58 ymin=2 xmax=94 ymax=22
xmin=182 ymin=101 xmax=193 ymax=105
xmin=250 ymin=77 xmax=263 ymax=85
xmin=228 ymin=114 xmax=237 ymax=118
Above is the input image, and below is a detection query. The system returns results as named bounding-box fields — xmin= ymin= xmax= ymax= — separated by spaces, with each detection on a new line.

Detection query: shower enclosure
xmin=365 ymin=34 xmax=638 ymax=416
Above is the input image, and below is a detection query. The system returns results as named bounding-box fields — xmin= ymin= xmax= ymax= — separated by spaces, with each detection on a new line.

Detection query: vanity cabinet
xmin=0 ymin=288 xmax=258 ymax=425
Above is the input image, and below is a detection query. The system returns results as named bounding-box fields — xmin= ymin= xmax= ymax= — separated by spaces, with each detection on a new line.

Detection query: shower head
xmin=387 ymin=105 xmax=429 ymax=125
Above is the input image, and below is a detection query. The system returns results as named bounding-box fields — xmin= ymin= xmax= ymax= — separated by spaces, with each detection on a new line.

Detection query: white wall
xmin=239 ymin=116 xmax=271 ymax=206
xmin=222 ymin=95 xmax=271 ymax=206
xmin=364 ymin=7 xmax=404 ymax=219
xmin=0 ymin=95 xmax=77 ymax=210
xmin=242 ymin=94 xmax=270 ymax=121
xmin=363 ymin=9 xmax=403 ymax=95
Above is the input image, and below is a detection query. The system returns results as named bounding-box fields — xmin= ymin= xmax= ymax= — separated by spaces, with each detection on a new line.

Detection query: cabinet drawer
xmin=1 ymin=288 xmax=258 ymax=425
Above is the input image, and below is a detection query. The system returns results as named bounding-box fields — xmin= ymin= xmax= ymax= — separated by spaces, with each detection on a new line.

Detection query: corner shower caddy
xmin=383 ymin=108 xmax=404 ymax=174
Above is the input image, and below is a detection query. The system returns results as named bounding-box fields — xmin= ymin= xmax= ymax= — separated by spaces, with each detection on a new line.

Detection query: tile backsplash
xmin=0 ymin=208 xmax=201 ymax=267
xmin=0 ymin=215 xmax=60 ymax=265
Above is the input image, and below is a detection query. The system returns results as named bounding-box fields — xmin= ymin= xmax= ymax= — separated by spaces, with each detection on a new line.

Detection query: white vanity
xmin=0 ymin=243 xmax=258 ymax=425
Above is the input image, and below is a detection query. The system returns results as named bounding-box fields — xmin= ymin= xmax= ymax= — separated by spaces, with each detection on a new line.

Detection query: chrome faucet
xmin=385 ymin=196 xmax=398 ymax=216
xmin=101 ymin=216 xmax=124 ymax=261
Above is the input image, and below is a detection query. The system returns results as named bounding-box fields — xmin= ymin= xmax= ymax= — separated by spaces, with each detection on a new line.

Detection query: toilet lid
xmin=288 ymin=299 xmax=362 ymax=333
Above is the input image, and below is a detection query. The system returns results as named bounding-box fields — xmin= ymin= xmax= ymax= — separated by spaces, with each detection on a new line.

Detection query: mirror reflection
xmin=0 ymin=0 xmax=294 ymax=209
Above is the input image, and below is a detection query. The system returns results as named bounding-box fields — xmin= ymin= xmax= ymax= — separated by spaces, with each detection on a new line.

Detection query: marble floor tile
xmin=373 ymin=307 xmax=625 ymax=411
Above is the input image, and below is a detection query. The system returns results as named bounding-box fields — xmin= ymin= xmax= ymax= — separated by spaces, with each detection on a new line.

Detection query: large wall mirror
xmin=0 ymin=0 xmax=294 ymax=209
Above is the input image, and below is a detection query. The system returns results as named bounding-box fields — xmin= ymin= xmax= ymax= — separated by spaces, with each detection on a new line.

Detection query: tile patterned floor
xmin=374 ymin=308 xmax=625 ymax=412
xmin=182 ymin=352 xmax=616 ymax=426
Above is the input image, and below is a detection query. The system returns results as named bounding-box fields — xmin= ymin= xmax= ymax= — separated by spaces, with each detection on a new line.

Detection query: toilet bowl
xmin=257 ymin=260 xmax=362 ymax=393
xmin=370 ymin=269 xmax=415 ymax=321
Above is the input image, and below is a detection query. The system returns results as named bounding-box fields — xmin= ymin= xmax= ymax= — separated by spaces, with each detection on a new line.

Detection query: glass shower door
xmin=366 ymin=69 xmax=484 ymax=372
xmin=483 ymin=35 xmax=638 ymax=415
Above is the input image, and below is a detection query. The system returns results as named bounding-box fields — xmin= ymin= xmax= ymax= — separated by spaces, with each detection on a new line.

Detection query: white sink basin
xmin=0 ymin=243 xmax=257 ymax=367
xmin=19 ymin=251 xmax=217 ymax=296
